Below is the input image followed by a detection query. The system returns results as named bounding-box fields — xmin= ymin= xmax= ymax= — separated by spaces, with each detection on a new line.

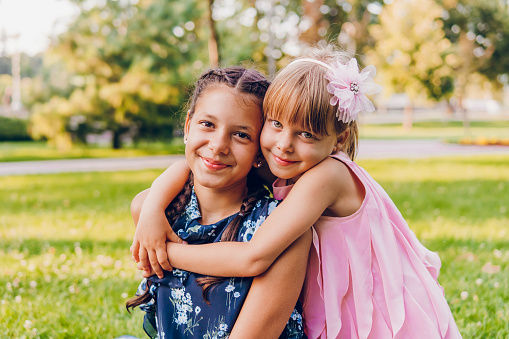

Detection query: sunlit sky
xmin=0 ymin=0 xmax=79 ymax=56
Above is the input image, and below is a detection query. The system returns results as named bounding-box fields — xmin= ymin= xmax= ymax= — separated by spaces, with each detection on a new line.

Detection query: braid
xmin=196 ymin=172 xmax=269 ymax=302
xmin=165 ymin=172 xmax=194 ymax=225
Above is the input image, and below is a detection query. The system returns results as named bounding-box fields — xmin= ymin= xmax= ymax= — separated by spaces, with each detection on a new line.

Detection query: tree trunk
xmin=403 ymin=103 xmax=413 ymax=131
xmin=112 ymin=129 xmax=122 ymax=149
xmin=207 ymin=0 xmax=219 ymax=67
xmin=299 ymin=0 xmax=324 ymax=44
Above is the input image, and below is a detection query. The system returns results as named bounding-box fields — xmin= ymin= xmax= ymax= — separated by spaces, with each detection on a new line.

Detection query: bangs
xmin=263 ymin=63 xmax=335 ymax=136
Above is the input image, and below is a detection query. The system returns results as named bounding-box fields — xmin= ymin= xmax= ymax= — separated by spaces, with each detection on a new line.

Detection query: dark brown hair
xmin=263 ymin=45 xmax=359 ymax=160
xmin=127 ymin=66 xmax=270 ymax=311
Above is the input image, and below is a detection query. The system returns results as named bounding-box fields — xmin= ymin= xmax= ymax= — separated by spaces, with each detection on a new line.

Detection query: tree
xmin=368 ymin=0 xmax=455 ymax=129
xmin=30 ymin=0 xmax=207 ymax=149
xmin=438 ymin=0 xmax=509 ymax=133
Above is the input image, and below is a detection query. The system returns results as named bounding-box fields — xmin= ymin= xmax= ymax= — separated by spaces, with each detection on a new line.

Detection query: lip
xmin=272 ymin=153 xmax=297 ymax=166
xmin=201 ymin=157 xmax=229 ymax=170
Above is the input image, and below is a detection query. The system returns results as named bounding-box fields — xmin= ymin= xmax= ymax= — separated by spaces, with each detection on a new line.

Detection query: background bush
xmin=0 ymin=117 xmax=32 ymax=141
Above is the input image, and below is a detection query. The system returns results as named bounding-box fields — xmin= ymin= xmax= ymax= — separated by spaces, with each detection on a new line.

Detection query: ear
xmin=333 ymin=129 xmax=350 ymax=153
xmin=252 ymin=152 xmax=264 ymax=168
xmin=184 ymin=110 xmax=191 ymax=139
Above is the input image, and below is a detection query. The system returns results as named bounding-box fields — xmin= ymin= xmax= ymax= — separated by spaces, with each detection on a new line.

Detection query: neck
xmin=193 ymin=179 xmax=248 ymax=225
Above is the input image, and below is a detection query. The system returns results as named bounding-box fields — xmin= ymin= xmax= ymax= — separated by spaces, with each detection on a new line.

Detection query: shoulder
xmin=250 ymin=195 xmax=280 ymax=218
xmin=297 ymin=157 xmax=351 ymax=192
xmin=295 ymin=156 xmax=363 ymax=216
xmin=239 ymin=195 xmax=278 ymax=242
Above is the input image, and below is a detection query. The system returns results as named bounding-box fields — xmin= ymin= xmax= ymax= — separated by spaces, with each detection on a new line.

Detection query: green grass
xmin=0 ymin=140 xmax=185 ymax=162
xmin=1 ymin=155 xmax=508 ymax=337
xmin=360 ymin=120 xmax=509 ymax=140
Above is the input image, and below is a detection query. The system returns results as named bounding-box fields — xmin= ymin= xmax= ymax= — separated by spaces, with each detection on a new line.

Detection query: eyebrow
xmin=234 ymin=125 xmax=255 ymax=133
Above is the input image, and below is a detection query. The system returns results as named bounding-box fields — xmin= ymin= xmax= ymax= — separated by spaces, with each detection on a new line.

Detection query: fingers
xmin=156 ymin=247 xmax=173 ymax=272
xmin=138 ymin=248 xmax=150 ymax=271
xmin=136 ymin=262 xmax=154 ymax=278
xmin=166 ymin=229 xmax=187 ymax=245
xmin=148 ymin=249 xmax=164 ymax=279
xmin=130 ymin=241 xmax=140 ymax=262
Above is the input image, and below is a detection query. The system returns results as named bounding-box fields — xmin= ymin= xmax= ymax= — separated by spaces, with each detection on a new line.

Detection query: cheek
xmin=260 ymin=127 xmax=273 ymax=148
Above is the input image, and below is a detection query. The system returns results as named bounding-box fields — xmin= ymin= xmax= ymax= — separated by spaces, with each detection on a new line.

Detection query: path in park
xmin=1 ymin=139 xmax=508 ymax=176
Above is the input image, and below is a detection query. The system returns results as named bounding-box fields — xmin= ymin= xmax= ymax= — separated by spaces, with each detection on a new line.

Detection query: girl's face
xmin=185 ymin=85 xmax=263 ymax=191
xmin=260 ymin=116 xmax=338 ymax=183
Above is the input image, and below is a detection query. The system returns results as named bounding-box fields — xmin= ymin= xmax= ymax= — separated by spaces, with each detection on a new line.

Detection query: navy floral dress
xmin=136 ymin=188 xmax=305 ymax=339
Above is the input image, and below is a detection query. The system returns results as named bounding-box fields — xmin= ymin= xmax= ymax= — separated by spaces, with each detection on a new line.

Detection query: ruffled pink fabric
xmin=273 ymin=152 xmax=461 ymax=339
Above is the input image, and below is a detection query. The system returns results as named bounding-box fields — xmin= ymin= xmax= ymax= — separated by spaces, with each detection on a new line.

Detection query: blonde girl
xmin=132 ymin=46 xmax=461 ymax=339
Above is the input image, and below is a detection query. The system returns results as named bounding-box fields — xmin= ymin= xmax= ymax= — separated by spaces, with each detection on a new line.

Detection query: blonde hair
xmin=263 ymin=45 xmax=359 ymax=160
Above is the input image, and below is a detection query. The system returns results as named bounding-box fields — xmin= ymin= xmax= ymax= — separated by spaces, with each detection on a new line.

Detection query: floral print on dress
xmin=136 ymin=190 xmax=306 ymax=339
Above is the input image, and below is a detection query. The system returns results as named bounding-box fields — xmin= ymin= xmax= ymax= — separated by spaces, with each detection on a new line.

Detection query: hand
xmin=137 ymin=261 xmax=156 ymax=278
xmin=130 ymin=209 xmax=186 ymax=278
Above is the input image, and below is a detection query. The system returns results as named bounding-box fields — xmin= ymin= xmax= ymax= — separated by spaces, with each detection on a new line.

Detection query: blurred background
xmin=0 ymin=0 xmax=508 ymax=153
xmin=1 ymin=0 xmax=509 ymax=338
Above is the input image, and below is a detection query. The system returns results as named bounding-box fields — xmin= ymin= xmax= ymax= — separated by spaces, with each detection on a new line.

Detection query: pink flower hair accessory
xmin=325 ymin=58 xmax=382 ymax=123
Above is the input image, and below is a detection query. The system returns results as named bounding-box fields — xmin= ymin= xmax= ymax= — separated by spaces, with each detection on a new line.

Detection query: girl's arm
xmin=229 ymin=229 xmax=312 ymax=338
xmin=131 ymin=159 xmax=190 ymax=278
xmin=167 ymin=157 xmax=350 ymax=277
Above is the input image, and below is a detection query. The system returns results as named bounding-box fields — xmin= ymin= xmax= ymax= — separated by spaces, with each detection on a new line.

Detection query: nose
xmin=208 ymin=130 xmax=229 ymax=155
xmin=276 ymin=131 xmax=293 ymax=153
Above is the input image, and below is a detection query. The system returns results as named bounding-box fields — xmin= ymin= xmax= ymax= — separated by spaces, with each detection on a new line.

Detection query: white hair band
xmin=288 ymin=58 xmax=333 ymax=71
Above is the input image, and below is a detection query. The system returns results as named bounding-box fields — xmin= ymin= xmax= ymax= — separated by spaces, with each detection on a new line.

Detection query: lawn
xmin=359 ymin=120 xmax=509 ymax=140
xmin=0 ymin=140 xmax=185 ymax=162
xmin=1 ymin=155 xmax=508 ymax=338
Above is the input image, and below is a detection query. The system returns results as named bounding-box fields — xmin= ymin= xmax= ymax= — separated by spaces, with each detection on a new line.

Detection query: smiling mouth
xmin=272 ymin=154 xmax=297 ymax=166
xmin=202 ymin=157 xmax=229 ymax=170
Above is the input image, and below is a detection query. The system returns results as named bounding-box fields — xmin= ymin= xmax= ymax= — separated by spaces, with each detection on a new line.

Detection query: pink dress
xmin=273 ymin=152 xmax=461 ymax=339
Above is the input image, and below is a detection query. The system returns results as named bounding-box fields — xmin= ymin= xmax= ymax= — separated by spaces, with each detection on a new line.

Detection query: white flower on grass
xmin=29 ymin=281 xmax=37 ymax=289
xmin=15 ymin=295 xmax=21 ymax=303
xmin=225 ymin=284 xmax=235 ymax=293
xmin=121 ymin=293 xmax=128 ymax=298
xmin=460 ymin=291 xmax=468 ymax=300
xmin=475 ymin=278 xmax=483 ymax=286
xmin=23 ymin=320 xmax=33 ymax=329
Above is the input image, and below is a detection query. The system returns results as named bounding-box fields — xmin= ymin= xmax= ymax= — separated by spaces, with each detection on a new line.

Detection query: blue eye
xmin=272 ymin=120 xmax=282 ymax=128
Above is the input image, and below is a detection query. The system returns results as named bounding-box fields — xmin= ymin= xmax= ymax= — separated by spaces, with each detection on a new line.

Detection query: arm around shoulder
xmin=166 ymin=161 xmax=341 ymax=278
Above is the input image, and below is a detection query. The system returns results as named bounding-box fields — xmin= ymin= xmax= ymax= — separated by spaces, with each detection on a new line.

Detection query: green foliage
xmin=368 ymin=0 xmax=455 ymax=102
xmin=0 ymin=117 xmax=31 ymax=141
xmin=1 ymin=156 xmax=509 ymax=337
xmin=439 ymin=0 xmax=509 ymax=81
xmin=30 ymin=0 xmax=207 ymax=149
xmin=0 ymin=54 xmax=42 ymax=78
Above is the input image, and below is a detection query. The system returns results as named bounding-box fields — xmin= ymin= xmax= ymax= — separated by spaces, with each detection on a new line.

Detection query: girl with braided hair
xmin=132 ymin=46 xmax=461 ymax=339
xmin=127 ymin=66 xmax=311 ymax=339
